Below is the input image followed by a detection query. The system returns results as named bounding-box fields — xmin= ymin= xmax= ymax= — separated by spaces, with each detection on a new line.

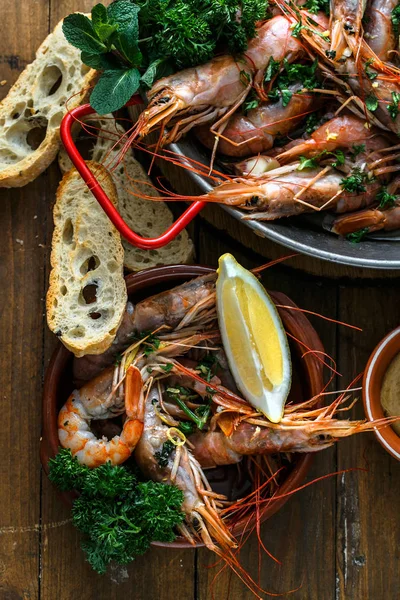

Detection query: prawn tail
xmin=331 ymin=208 xmax=385 ymax=236
xmin=122 ymin=366 xmax=145 ymax=450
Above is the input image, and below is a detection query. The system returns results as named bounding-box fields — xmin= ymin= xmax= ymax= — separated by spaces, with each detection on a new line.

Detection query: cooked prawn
xmin=73 ymin=273 xmax=217 ymax=383
xmin=364 ymin=0 xmax=399 ymax=61
xmin=189 ymin=396 xmax=399 ymax=467
xmin=331 ymin=201 xmax=400 ymax=235
xmin=129 ymin=15 xmax=306 ymax=145
xmin=58 ymin=365 xmax=144 ymax=467
xmin=195 ymin=84 xmax=318 ymax=157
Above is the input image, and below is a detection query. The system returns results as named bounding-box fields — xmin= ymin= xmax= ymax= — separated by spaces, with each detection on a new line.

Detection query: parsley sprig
xmin=268 ymin=59 xmax=319 ymax=106
xmin=49 ymin=449 xmax=184 ymax=574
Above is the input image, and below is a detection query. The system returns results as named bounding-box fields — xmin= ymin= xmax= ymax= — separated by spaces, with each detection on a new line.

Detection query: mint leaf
xmin=141 ymin=58 xmax=170 ymax=88
xmin=90 ymin=68 xmax=141 ymax=114
xmin=107 ymin=0 xmax=140 ymax=32
xmin=81 ymin=51 xmax=121 ymax=70
xmin=63 ymin=13 xmax=106 ymax=54
xmin=91 ymin=4 xmax=108 ymax=33
xmin=96 ymin=23 xmax=118 ymax=43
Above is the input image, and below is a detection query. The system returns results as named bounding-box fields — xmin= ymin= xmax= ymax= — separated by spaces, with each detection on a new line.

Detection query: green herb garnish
xmin=346 ymin=228 xmax=369 ymax=243
xmin=350 ymin=144 xmax=365 ymax=158
xmin=303 ymin=0 xmax=330 ymax=15
xmin=63 ymin=0 xmax=268 ymax=113
xmin=388 ymin=91 xmax=400 ymax=120
xmin=154 ymin=440 xmax=175 ymax=467
xmin=49 ymin=449 xmax=184 ymax=574
xmin=166 ymin=386 xmax=211 ymax=430
xmin=305 ymin=112 xmax=320 ymax=134
xmin=297 ymin=149 xmax=345 ymax=170
xmin=365 ymin=94 xmax=378 ymax=112
xmin=392 ymin=4 xmax=400 ymax=36
xmin=376 ymin=187 xmax=397 ymax=210
xmin=340 ymin=168 xmax=368 ymax=193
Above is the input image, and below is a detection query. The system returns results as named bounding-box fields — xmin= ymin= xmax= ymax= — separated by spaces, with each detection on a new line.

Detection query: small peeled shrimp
xmin=131 ymin=15 xmax=307 ymax=144
xmin=331 ymin=201 xmax=400 ymax=236
xmin=58 ymin=365 xmax=144 ymax=467
xmin=73 ymin=272 xmax=217 ymax=383
xmin=195 ymin=83 xmax=318 ymax=157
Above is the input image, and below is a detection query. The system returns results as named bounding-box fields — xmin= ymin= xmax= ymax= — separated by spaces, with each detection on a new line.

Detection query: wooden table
xmin=1 ymin=2 xmax=399 ymax=598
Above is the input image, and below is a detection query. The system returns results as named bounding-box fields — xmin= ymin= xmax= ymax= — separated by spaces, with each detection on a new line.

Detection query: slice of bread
xmin=58 ymin=116 xmax=194 ymax=271
xmin=0 ymin=18 xmax=96 ymax=187
xmin=47 ymin=161 xmax=127 ymax=357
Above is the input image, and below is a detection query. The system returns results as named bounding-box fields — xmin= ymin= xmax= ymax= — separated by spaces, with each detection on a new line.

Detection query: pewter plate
xmin=167 ymin=137 xmax=400 ymax=270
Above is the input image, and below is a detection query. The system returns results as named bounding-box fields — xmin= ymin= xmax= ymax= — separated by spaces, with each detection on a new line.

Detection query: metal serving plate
xmin=168 ymin=137 xmax=400 ymax=270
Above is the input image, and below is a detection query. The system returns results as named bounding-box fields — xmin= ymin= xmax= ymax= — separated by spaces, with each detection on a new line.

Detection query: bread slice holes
xmin=40 ymin=65 xmax=63 ymax=96
xmin=62 ymin=219 xmax=74 ymax=244
xmin=27 ymin=121 xmax=48 ymax=150
xmin=80 ymin=255 xmax=100 ymax=275
xmin=49 ymin=110 xmax=64 ymax=129
xmin=60 ymin=285 xmax=67 ymax=296
xmin=81 ymin=283 xmax=98 ymax=305
xmin=107 ymin=260 xmax=118 ymax=273
xmin=69 ymin=326 xmax=86 ymax=338
xmin=89 ymin=311 xmax=102 ymax=320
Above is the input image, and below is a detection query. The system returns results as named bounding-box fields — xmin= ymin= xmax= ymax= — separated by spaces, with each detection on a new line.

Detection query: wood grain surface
xmin=0 ymin=2 xmax=399 ymax=599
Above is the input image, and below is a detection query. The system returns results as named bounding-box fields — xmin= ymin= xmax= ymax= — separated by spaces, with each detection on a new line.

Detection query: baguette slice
xmin=47 ymin=162 xmax=127 ymax=357
xmin=0 ymin=18 xmax=96 ymax=187
xmin=58 ymin=115 xmax=194 ymax=271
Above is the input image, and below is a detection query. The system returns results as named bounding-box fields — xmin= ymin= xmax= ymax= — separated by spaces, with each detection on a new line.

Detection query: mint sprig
xmin=63 ymin=2 xmax=142 ymax=114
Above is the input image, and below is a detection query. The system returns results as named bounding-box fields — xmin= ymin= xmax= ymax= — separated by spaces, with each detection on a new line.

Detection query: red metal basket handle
xmin=60 ymin=94 xmax=205 ymax=249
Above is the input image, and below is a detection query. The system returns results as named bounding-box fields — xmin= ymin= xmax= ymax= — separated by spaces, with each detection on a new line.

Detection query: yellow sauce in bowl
xmin=381 ymin=352 xmax=400 ymax=437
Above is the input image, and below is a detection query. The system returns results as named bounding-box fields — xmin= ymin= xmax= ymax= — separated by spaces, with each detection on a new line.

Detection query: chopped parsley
xmin=392 ymin=4 xmax=400 ymax=36
xmin=161 ymin=363 xmax=173 ymax=373
xmin=303 ymin=0 xmax=330 ymax=15
xmin=154 ymin=440 xmax=175 ymax=467
xmin=305 ymin=112 xmax=320 ymax=134
xmin=340 ymin=168 xmax=368 ymax=193
xmin=264 ymin=57 xmax=281 ymax=83
xmin=297 ymin=149 xmax=345 ymax=170
xmin=347 ymin=228 xmax=369 ymax=243
xmin=350 ymin=144 xmax=365 ymax=158
xmin=268 ymin=59 xmax=319 ymax=106
xmin=365 ymin=94 xmax=378 ymax=112
xmin=387 ymin=91 xmax=400 ymax=120
xmin=376 ymin=187 xmax=397 ymax=210
xmin=365 ymin=58 xmax=378 ymax=81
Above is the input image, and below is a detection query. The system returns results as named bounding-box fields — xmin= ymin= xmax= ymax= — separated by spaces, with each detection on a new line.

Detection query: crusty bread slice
xmin=0 ymin=18 xmax=96 ymax=187
xmin=58 ymin=115 xmax=194 ymax=271
xmin=47 ymin=161 xmax=127 ymax=357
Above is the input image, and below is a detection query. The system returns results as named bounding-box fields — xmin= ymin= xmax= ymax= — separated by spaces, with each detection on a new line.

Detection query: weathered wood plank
xmin=0 ymin=2 xmax=49 ymax=598
xmin=336 ymin=283 xmax=400 ymax=599
xmin=196 ymin=229 xmax=338 ymax=599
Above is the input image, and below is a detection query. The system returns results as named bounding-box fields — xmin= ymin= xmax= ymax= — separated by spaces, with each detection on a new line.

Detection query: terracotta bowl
xmin=363 ymin=326 xmax=400 ymax=461
xmin=41 ymin=265 xmax=325 ymax=547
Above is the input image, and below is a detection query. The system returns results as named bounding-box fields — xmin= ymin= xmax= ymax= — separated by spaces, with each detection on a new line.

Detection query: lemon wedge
xmin=216 ymin=254 xmax=292 ymax=423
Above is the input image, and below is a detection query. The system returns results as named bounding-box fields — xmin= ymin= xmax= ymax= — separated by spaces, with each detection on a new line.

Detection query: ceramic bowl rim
xmin=363 ymin=326 xmax=400 ymax=461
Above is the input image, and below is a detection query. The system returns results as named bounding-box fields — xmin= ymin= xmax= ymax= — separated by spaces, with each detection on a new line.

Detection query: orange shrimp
xmin=331 ymin=201 xmax=400 ymax=235
xmin=130 ymin=15 xmax=306 ymax=145
xmin=189 ymin=397 xmax=399 ymax=468
xmin=194 ymin=83 xmax=318 ymax=157
xmin=58 ymin=365 xmax=144 ymax=467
